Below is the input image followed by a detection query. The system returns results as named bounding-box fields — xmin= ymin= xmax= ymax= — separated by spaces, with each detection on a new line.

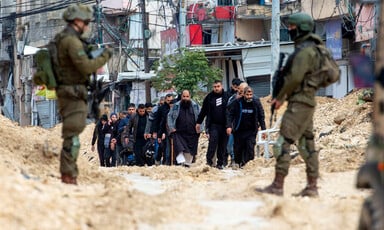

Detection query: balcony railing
xmin=237 ymin=1 xmax=301 ymax=19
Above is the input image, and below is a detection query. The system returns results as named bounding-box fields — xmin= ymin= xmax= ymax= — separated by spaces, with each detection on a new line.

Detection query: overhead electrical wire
xmin=0 ymin=0 xmax=94 ymax=21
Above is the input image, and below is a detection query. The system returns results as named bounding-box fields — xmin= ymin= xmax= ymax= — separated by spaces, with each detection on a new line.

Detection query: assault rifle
xmin=270 ymin=52 xmax=287 ymax=127
xmin=87 ymin=48 xmax=112 ymax=122
xmin=88 ymin=77 xmax=112 ymax=122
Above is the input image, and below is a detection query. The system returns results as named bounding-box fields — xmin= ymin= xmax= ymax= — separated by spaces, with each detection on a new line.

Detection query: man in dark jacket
xmin=153 ymin=94 xmax=174 ymax=165
xmin=196 ymin=80 xmax=230 ymax=169
xmin=91 ymin=114 xmax=108 ymax=167
xmin=122 ymin=104 xmax=148 ymax=166
xmin=226 ymin=86 xmax=266 ymax=168
xmin=103 ymin=113 xmax=119 ymax=167
xmin=226 ymin=79 xmax=243 ymax=166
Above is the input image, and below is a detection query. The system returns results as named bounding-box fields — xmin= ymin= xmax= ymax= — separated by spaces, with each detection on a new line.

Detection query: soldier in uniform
xmin=56 ymin=4 xmax=112 ymax=184
xmin=256 ymin=13 xmax=323 ymax=197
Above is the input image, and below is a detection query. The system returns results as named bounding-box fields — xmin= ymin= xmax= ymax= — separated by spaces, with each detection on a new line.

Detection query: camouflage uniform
xmin=257 ymin=13 xmax=323 ymax=197
xmin=274 ymin=32 xmax=323 ymax=180
xmin=56 ymin=4 xmax=112 ymax=184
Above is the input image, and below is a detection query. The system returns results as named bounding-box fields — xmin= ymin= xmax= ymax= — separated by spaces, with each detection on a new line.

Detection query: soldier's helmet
xmin=287 ymin=13 xmax=314 ymax=32
xmin=63 ymin=3 xmax=94 ymax=22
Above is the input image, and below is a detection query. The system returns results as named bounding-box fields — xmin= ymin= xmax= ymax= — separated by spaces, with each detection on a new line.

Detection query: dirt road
xmin=0 ymin=90 xmax=371 ymax=229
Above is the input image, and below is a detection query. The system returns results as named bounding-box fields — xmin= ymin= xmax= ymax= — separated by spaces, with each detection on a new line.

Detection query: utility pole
xmin=270 ymin=0 xmax=280 ymax=95
xmin=141 ymin=0 xmax=151 ymax=102
xmin=96 ymin=0 xmax=103 ymax=44
xmin=13 ymin=0 xmax=28 ymax=125
xmin=141 ymin=0 xmax=149 ymax=73
xmin=178 ymin=0 xmax=186 ymax=48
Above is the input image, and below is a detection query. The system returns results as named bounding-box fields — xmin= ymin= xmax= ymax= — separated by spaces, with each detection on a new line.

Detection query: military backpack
xmin=32 ymin=39 xmax=61 ymax=90
xmin=306 ymin=44 xmax=341 ymax=89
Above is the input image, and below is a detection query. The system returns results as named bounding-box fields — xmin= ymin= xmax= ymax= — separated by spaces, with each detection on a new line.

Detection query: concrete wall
xmin=235 ymin=19 xmax=266 ymax=41
xmin=301 ymin=0 xmax=347 ymax=20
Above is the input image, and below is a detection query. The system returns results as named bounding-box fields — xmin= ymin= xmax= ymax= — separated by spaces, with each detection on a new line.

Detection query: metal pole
xmin=141 ymin=0 xmax=149 ymax=73
xmin=141 ymin=0 xmax=151 ymax=103
xmin=96 ymin=0 xmax=103 ymax=44
xmin=270 ymin=0 xmax=280 ymax=95
xmin=178 ymin=0 xmax=186 ymax=48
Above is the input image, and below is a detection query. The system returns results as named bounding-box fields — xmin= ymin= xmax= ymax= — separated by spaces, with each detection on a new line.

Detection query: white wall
xmin=101 ymin=0 xmax=133 ymax=9
xmin=130 ymin=81 xmax=147 ymax=105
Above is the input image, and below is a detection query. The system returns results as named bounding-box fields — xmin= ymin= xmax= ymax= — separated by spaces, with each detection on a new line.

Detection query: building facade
xmin=0 ymin=0 xmax=377 ymax=126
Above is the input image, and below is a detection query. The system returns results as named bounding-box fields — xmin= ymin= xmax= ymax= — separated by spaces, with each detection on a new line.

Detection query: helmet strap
xmin=71 ymin=21 xmax=85 ymax=34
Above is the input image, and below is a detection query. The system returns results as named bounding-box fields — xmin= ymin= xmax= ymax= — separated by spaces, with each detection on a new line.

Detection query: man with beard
xmin=55 ymin=3 xmax=112 ymax=184
xmin=168 ymin=90 xmax=201 ymax=166
xmin=226 ymin=86 xmax=266 ymax=168
xmin=196 ymin=80 xmax=230 ymax=169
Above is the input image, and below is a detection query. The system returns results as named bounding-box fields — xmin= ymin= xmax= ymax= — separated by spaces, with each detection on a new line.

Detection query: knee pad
xmin=273 ymin=136 xmax=286 ymax=158
xmin=298 ymin=137 xmax=316 ymax=160
xmin=298 ymin=136 xmax=309 ymax=160
xmin=71 ymin=135 xmax=80 ymax=159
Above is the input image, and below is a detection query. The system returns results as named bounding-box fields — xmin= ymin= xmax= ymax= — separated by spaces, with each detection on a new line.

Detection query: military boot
xmin=61 ymin=174 xmax=77 ymax=185
xmin=255 ymin=173 xmax=285 ymax=196
xmin=295 ymin=176 xmax=318 ymax=197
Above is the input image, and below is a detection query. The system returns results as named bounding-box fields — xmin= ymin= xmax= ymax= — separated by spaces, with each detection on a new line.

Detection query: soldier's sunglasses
xmin=84 ymin=20 xmax=91 ymax=26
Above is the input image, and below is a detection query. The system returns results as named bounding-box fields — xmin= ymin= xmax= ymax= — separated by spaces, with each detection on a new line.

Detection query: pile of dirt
xmin=0 ymin=89 xmax=373 ymax=229
xmin=258 ymin=89 xmax=370 ymax=173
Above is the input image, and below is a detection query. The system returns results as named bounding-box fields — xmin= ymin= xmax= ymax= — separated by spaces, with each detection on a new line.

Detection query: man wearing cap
xmin=56 ymin=3 xmax=112 ymax=184
xmin=256 ymin=13 xmax=323 ymax=197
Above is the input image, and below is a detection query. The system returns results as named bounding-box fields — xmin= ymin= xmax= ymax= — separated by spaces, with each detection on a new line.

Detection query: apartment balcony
xmin=236 ymin=1 xmax=301 ymax=19
xmin=187 ymin=4 xmax=235 ymax=22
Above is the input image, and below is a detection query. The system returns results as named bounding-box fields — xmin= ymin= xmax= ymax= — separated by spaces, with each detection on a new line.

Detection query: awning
xmin=117 ymin=71 xmax=156 ymax=82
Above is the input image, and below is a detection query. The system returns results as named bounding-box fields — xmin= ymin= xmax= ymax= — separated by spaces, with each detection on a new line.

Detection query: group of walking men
xmin=92 ymin=79 xmax=268 ymax=170
xmin=197 ymin=79 xmax=266 ymax=169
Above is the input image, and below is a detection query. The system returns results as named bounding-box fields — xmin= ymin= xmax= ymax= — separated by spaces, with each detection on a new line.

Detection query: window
xmin=217 ymin=0 xmax=233 ymax=6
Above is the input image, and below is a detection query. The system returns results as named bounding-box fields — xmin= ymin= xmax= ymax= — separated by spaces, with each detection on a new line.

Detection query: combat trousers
xmin=275 ymin=101 xmax=319 ymax=178
xmin=57 ymin=85 xmax=88 ymax=178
